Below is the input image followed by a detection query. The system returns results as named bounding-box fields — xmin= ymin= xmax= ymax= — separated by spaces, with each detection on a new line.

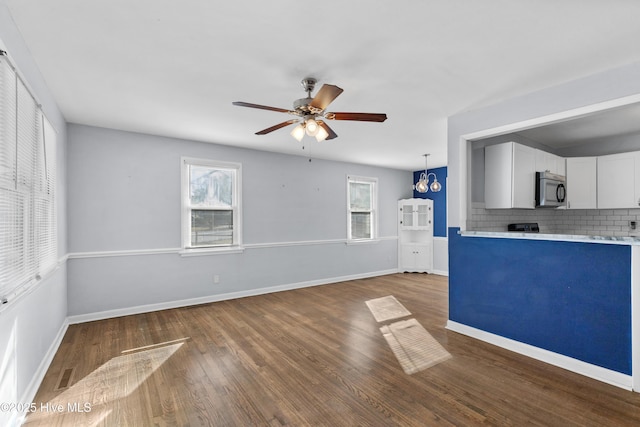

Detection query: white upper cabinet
xmin=566 ymin=157 xmax=597 ymax=209
xmin=535 ymin=149 xmax=565 ymax=176
xmin=485 ymin=142 xmax=535 ymax=209
xmin=597 ymin=151 xmax=640 ymax=209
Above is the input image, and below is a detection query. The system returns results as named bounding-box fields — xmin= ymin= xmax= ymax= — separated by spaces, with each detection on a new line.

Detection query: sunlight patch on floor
xmin=381 ymin=318 xmax=451 ymax=374
xmin=365 ymin=295 xmax=411 ymax=323
xmin=25 ymin=339 xmax=186 ymax=425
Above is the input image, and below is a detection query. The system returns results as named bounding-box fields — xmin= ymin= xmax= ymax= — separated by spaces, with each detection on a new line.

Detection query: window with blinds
xmin=0 ymin=54 xmax=57 ymax=303
xmin=181 ymin=157 xmax=242 ymax=251
xmin=347 ymin=175 xmax=377 ymax=241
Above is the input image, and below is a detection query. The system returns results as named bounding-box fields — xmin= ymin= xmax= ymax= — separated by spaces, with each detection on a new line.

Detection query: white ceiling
xmin=6 ymin=0 xmax=640 ymax=171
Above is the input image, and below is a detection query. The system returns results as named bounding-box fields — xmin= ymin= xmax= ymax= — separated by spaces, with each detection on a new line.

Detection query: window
xmin=347 ymin=175 xmax=377 ymax=241
xmin=0 ymin=53 xmax=57 ymax=302
xmin=182 ymin=158 xmax=242 ymax=251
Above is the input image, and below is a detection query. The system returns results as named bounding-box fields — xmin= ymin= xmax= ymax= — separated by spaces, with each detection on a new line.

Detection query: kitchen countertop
xmin=460 ymin=230 xmax=640 ymax=245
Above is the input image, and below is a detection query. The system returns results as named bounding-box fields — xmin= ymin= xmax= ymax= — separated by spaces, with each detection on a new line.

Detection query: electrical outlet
xmin=213 ymin=275 xmax=220 ymax=284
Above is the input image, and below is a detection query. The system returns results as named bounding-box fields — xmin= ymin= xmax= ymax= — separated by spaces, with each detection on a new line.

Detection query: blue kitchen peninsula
xmin=448 ymin=227 xmax=639 ymax=390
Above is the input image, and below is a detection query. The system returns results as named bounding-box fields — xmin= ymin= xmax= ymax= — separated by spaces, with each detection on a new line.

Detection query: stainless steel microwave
xmin=535 ymin=171 xmax=566 ymax=208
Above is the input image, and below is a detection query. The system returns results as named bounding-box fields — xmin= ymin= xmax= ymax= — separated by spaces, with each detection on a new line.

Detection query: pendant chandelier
xmin=414 ymin=154 xmax=441 ymax=193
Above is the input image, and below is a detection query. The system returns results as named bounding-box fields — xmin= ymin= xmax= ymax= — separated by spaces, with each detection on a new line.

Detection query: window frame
xmin=181 ymin=157 xmax=243 ymax=255
xmin=0 ymin=53 xmax=57 ymax=303
xmin=346 ymin=175 xmax=378 ymax=243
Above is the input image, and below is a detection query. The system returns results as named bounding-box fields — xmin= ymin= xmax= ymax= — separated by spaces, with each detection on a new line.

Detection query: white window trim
xmin=346 ymin=175 xmax=379 ymax=244
xmin=180 ymin=157 xmax=243 ymax=255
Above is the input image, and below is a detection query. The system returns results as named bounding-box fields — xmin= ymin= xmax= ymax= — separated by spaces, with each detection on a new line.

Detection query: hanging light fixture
xmin=429 ymin=174 xmax=441 ymax=192
xmin=305 ymin=118 xmax=319 ymax=136
xmin=414 ymin=154 xmax=441 ymax=193
xmin=315 ymin=123 xmax=329 ymax=142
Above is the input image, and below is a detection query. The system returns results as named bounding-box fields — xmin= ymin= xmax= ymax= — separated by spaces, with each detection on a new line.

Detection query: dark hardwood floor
xmin=23 ymin=273 xmax=640 ymax=426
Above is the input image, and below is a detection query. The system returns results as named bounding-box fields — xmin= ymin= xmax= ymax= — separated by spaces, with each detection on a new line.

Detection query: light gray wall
xmin=0 ymin=1 xmax=68 ymax=423
xmin=67 ymin=124 xmax=412 ymax=316
xmin=448 ymin=61 xmax=640 ymax=230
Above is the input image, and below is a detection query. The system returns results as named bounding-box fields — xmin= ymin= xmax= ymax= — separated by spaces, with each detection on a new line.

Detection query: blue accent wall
xmin=413 ymin=166 xmax=447 ymax=237
xmin=448 ymin=227 xmax=632 ymax=375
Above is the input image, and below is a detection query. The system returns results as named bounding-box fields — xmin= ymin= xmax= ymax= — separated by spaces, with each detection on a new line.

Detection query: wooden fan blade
xmin=232 ymin=101 xmax=292 ymax=113
xmin=328 ymin=112 xmax=388 ymax=122
xmin=309 ymin=84 xmax=344 ymax=111
xmin=317 ymin=121 xmax=338 ymax=140
xmin=255 ymin=120 xmax=299 ymax=135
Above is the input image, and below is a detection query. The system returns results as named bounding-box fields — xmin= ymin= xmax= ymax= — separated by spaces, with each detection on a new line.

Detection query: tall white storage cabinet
xmin=398 ymin=198 xmax=434 ymax=273
xmin=484 ymin=142 xmax=536 ymax=209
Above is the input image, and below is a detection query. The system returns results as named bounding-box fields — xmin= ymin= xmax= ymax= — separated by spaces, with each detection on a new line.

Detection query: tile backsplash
xmin=467 ymin=205 xmax=640 ymax=237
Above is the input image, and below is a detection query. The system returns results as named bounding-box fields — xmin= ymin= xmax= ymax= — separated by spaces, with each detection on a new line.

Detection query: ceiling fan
xmin=232 ymin=78 xmax=387 ymax=142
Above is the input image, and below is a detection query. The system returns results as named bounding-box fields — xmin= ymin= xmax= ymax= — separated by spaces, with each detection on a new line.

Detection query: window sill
xmin=346 ymin=238 xmax=380 ymax=245
xmin=179 ymin=246 xmax=245 ymax=257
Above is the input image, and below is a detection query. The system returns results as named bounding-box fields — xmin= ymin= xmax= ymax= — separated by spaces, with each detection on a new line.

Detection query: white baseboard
xmin=432 ymin=269 xmax=449 ymax=277
xmin=15 ymin=319 xmax=70 ymax=425
xmin=446 ymin=320 xmax=633 ymax=391
xmin=67 ymin=269 xmax=398 ymax=324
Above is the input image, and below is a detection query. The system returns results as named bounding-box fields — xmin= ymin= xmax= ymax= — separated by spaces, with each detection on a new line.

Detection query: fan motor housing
xmin=293 ymin=97 xmax=313 ymax=113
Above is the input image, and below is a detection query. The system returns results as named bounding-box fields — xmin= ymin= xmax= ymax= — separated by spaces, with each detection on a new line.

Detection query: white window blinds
xmin=347 ymin=175 xmax=377 ymax=241
xmin=182 ymin=158 xmax=242 ymax=250
xmin=0 ymin=54 xmax=57 ymax=303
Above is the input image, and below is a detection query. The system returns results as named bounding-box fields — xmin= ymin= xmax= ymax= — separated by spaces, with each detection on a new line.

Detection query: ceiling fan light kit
xmin=233 ymin=77 xmax=387 ymax=142
xmin=290 ymin=124 xmax=305 ymax=141
xmin=315 ymin=122 xmax=329 ymax=142
xmin=305 ymin=118 xmax=319 ymax=136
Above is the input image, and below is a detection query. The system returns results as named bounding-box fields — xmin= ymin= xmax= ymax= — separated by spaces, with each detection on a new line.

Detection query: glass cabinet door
xmin=417 ymin=204 xmax=430 ymax=228
xmin=401 ymin=203 xmax=414 ymax=227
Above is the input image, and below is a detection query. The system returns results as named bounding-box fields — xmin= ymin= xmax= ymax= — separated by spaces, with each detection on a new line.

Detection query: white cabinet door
xmin=566 ymin=157 xmax=597 ymax=209
xmin=400 ymin=245 xmax=417 ymax=269
xmin=400 ymin=201 xmax=416 ymax=228
xmin=414 ymin=244 xmax=432 ymax=271
xmin=400 ymin=244 xmax=432 ymax=272
xmin=535 ymin=149 xmax=565 ymax=176
xmin=485 ymin=143 xmax=513 ymax=209
xmin=597 ymin=152 xmax=640 ymax=208
xmin=485 ymin=142 xmax=535 ymax=209
xmin=512 ymin=143 xmax=536 ymax=209
xmin=535 ymin=149 xmax=546 ymax=173
xmin=400 ymin=244 xmax=433 ymax=272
